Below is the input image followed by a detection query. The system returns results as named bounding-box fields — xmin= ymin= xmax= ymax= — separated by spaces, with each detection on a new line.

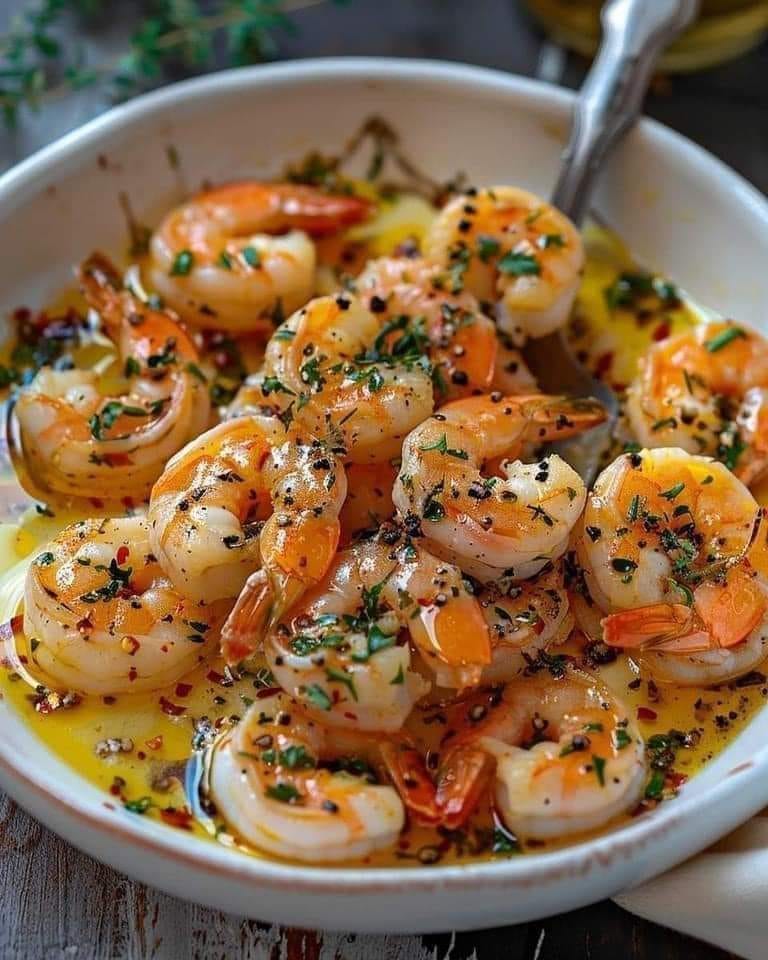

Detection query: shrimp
xmin=148 ymin=415 xmax=347 ymax=629
xmin=386 ymin=673 xmax=644 ymax=837
xmin=148 ymin=182 xmax=371 ymax=332
xmin=23 ymin=517 xmax=228 ymax=695
xmin=577 ymin=446 xmax=768 ymax=685
xmin=14 ymin=253 xmax=209 ymax=502
xmin=392 ymin=393 xmax=606 ymax=582
xmin=625 ymin=321 xmax=768 ymax=486
xmin=221 ymin=526 xmax=493 ymax=723
xmin=209 ymin=692 xmax=405 ymax=862
xmin=354 ymin=257 xmax=499 ymax=401
xmin=425 ymin=186 xmax=584 ymax=342
xmin=477 ymin=561 xmax=573 ymax=683
xmin=261 ymin=294 xmax=434 ymax=463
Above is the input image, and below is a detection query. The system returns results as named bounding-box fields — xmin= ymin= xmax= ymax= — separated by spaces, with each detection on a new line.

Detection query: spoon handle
xmin=552 ymin=0 xmax=699 ymax=225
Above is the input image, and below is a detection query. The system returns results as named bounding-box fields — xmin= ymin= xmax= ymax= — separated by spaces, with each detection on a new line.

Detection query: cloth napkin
xmin=615 ymin=812 xmax=768 ymax=959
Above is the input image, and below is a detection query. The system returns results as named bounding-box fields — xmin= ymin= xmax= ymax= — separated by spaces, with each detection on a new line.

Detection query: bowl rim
xmin=2 ymin=55 xmax=768 ymax=895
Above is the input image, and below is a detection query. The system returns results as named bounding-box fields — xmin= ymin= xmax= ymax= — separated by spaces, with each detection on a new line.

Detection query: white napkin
xmin=615 ymin=812 xmax=768 ymax=959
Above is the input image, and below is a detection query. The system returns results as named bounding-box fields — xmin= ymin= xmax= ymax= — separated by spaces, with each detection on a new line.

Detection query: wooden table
xmin=2 ymin=2 xmax=766 ymax=957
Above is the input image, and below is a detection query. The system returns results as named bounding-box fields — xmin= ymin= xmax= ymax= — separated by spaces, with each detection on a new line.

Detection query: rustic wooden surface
xmin=2 ymin=1 xmax=767 ymax=957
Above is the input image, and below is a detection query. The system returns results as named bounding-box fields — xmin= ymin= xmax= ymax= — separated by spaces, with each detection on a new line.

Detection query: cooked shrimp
xmin=148 ymin=182 xmax=371 ymax=332
xmin=148 ymin=415 xmax=347 ymax=626
xmin=355 ymin=256 xmax=498 ymax=401
xmin=15 ymin=253 xmax=209 ymax=502
xmin=425 ymin=186 xmax=584 ymax=342
xmin=477 ymin=561 xmax=573 ymax=683
xmin=577 ymin=446 xmax=768 ymax=685
xmin=262 ymin=294 xmax=434 ymax=463
xmin=625 ymin=321 xmax=768 ymax=485
xmin=381 ymin=673 xmax=645 ymax=838
xmin=210 ymin=692 xmax=405 ymax=862
xmin=222 ymin=526 xmax=492 ymax=718
xmin=23 ymin=517 xmax=227 ymax=695
xmin=392 ymin=393 xmax=606 ymax=581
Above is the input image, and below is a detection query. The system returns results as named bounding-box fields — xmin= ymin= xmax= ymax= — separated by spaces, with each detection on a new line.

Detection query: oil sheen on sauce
xmin=1 ymin=218 xmax=767 ymax=870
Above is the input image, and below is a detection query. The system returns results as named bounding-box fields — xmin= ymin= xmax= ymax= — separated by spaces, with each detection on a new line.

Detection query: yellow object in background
xmin=524 ymin=0 xmax=768 ymax=71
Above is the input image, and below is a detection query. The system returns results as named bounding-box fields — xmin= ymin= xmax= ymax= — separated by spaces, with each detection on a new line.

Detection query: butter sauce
xmin=1 ymin=215 xmax=766 ymax=869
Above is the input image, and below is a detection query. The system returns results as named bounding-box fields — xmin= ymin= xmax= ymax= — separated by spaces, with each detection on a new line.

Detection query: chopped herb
xmin=704 ymin=326 xmax=746 ymax=353
xmin=184 ymin=362 xmax=207 ymax=383
xmin=498 ymin=250 xmax=540 ymax=276
xmin=124 ymin=356 xmax=141 ymax=377
xmin=273 ymin=327 xmax=296 ymax=342
xmin=265 ymin=782 xmax=301 ymax=803
xmin=261 ymin=376 xmax=295 ymax=397
xmin=36 ymin=551 xmax=54 ymax=566
xmin=242 ymin=245 xmax=261 ymax=268
xmin=492 ymin=827 xmax=521 ymax=854
xmin=476 ymin=235 xmax=500 ymax=262
xmin=218 ymin=250 xmax=233 ymax=270
xmin=170 ymin=250 xmax=194 ymax=276
xmin=89 ymin=401 xmax=149 ymax=440
xmin=614 ymin=728 xmax=632 ymax=750
xmin=390 ymin=664 xmax=405 ymax=685
xmin=584 ymin=722 xmax=604 ymax=733
xmin=305 ymin=684 xmax=332 ymax=711
xmin=277 ymin=745 xmax=315 ymax=769
xmin=418 ymin=433 xmax=468 ymax=460
xmin=537 ymin=233 xmax=565 ymax=249
xmin=124 ymin=796 xmax=153 ymax=814
xmin=645 ymin=770 xmax=665 ymax=800
xmin=660 ymin=482 xmax=685 ymax=501
xmin=592 ymin=755 xmax=606 ymax=787
xmin=325 ymin=667 xmax=358 ymax=701
xmin=668 ymin=578 xmax=694 ymax=606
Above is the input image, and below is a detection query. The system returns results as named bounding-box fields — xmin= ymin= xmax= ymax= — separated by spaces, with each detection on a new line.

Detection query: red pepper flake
xmin=653 ymin=321 xmax=671 ymax=341
xmin=595 ymin=351 xmax=614 ymax=379
xmin=102 ymin=453 xmax=133 ymax=468
xmin=256 ymin=686 xmax=281 ymax=699
xmin=175 ymin=682 xmax=192 ymax=698
xmin=116 ymin=545 xmax=129 ymax=565
xmin=160 ymin=806 xmax=194 ymax=830
xmin=90 ymin=498 xmax=104 ymax=509
xmin=637 ymin=706 xmax=657 ymax=721
xmin=137 ymin=750 xmax=146 ymax=760
xmin=159 ymin=696 xmax=185 ymax=717
xmin=206 ymin=669 xmax=226 ymax=685
xmin=128 ymin=666 xmax=138 ymax=683
xmin=666 ymin=770 xmax=688 ymax=790
xmin=122 ymin=496 xmax=135 ymax=511
xmin=145 ymin=735 xmax=164 ymax=751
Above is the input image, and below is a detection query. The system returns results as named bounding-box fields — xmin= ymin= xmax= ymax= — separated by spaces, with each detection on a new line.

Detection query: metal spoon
xmin=523 ymin=0 xmax=700 ymax=484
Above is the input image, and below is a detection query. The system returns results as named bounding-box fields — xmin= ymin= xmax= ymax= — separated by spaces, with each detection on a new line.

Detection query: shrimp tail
xmin=379 ymin=741 xmax=443 ymax=826
xmin=77 ymin=252 xmax=124 ymax=320
xmin=601 ymin=603 xmax=712 ymax=653
xmin=275 ymin=186 xmax=373 ymax=235
xmin=518 ymin=394 xmax=607 ymax=441
xmin=221 ymin=570 xmax=274 ymax=665
xmin=434 ymin=744 xmax=497 ymax=829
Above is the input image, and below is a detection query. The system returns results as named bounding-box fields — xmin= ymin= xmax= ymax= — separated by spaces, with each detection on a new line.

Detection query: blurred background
xmin=1 ymin=0 xmax=767 ymax=195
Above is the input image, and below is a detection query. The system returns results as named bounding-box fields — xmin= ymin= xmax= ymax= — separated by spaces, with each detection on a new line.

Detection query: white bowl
xmin=1 ymin=58 xmax=768 ymax=935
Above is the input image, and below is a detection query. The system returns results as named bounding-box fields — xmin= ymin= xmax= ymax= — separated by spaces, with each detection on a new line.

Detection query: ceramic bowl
xmin=1 ymin=59 xmax=768 ymax=934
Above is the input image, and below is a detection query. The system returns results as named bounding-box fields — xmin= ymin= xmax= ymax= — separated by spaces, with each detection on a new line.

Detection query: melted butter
xmin=1 ymin=216 xmax=767 ymax=869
